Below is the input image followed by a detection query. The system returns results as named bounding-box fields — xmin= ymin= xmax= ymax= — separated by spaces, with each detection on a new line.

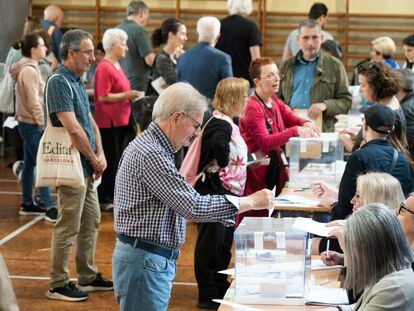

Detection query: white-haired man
xmin=177 ymin=17 xmax=233 ymax=100
xmin=112 ymin=82 xmax=273 ymax=310
xmin=42 ymin=4 xmax=64 ymax=62
xmin=216 ymin=0 xmax=261 ymax=86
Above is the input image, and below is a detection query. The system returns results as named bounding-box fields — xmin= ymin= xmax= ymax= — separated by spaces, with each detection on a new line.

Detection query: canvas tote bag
xmin=35 ymin=74 xmax=85 ymax=188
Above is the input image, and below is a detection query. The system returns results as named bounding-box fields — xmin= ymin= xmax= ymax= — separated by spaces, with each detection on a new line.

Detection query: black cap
xmin=364 ymin=104 xmax=395 ymax=134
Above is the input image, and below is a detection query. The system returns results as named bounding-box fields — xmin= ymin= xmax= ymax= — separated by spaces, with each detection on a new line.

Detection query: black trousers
xmin=194 ymin=222 xmax=234 ymax=303
xmin=98 ymin=125 xmax=134 ymax=204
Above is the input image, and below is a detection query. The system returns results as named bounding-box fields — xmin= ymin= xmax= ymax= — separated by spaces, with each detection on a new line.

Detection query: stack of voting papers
xmin=310 ymin=259 xmax=342 ymax=271
xmin=275 ymin=195 xmax=320 ymax=207
xmin=214 ymin=287 xmax=349 ymax=307
xmin=306 ymin=286 xmax=349 ymax=305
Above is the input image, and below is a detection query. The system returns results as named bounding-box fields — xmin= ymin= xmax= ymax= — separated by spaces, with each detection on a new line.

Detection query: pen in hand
xmin=326 ymin=239 xmax=330 ymax=258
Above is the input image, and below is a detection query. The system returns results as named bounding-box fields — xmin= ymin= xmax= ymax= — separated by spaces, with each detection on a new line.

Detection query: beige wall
xmin=32 ymin=0 xmax=414 ymax=14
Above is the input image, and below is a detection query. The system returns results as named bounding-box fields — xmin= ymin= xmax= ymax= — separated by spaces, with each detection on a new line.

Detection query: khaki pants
xmin=50 ymin=177 xmax=100 ymax=289
xmin=0 ymin=253 xmax=19 ymax=311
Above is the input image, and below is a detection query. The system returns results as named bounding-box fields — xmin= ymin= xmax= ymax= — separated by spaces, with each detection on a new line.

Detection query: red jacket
xmin=237 ymin=95 xmax=306 ymax=223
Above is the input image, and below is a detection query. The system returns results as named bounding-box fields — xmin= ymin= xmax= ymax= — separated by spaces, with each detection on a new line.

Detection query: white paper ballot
xmin=311 ymin=259 xmax=343 ymax=271
xmin=212 ymin=299 xmax=264 ymax=311
xmin=275 ymin=194 xmax=320 ymax=207
xmin=306 ymin=286 xmax=349 ymax=305
xmin=246 ymin=157 xmax=270 ymax=167
xmin=292 ymin=217 xmax=337 ymax=237
xmin=92 ymin=176 xmax=102 ymax=191
xmin=151 ymin=76 xmax=167 ymax=94
xmin=218 ymin=268 xmax=235 ymax=276
xmin=3 ymin=116 xmax=18 ymax=129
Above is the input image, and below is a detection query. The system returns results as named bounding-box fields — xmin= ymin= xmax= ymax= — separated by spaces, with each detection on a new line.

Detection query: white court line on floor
xmin=0 ymin=191 xmax=57 ymax=197
xmin=0 ymin=191 xmax=22 ymax=195
xmin=0 ymin=215 xmax=44 ymax=246
xmin=8 ymin=275 xmax=197 ymax=286
xmin=0 ymin=178 xmax=18 ymax=183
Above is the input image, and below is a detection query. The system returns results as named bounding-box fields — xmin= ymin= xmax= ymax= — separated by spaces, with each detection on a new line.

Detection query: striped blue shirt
xmin=113 ymin=122 xmax=239 ymax=249
xmin=45 ymin=65 xmax=95 ymax=177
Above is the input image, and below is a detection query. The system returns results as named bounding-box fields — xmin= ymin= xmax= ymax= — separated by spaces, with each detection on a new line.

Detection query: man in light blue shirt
xmin=279 ymin=20 xmax=351 ymax=132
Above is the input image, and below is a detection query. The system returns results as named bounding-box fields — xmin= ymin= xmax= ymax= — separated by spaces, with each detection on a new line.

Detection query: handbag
xmin=0 ymin=70 xmax=15 ymax=114
xmin=254 ymin=91 xmax=281 ymax=190
xmin=35 ymin=74 xmax=85 ymax=188
xmin=179 ymin=117 xmax=215 ymax=187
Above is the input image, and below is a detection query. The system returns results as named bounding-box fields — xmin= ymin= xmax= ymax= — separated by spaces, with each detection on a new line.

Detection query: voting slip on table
xmin=218 ymin=267 xmax=342 ymax=310
xmin=273 ymin=187 xmax=330 ymax=218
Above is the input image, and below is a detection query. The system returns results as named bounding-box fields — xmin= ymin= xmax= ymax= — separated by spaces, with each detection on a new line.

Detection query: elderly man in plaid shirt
xmin=112 ymin=82 xmax=273 ymax=311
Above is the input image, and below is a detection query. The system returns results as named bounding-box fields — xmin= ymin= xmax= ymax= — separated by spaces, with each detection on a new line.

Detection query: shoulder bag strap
xmin=389 ymin=149 xmax=399 ymax=173
xmin=45 ymin=74 xmax=74 ymax=127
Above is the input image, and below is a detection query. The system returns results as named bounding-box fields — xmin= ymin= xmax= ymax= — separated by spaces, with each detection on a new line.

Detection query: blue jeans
xmin=18 ymin=122 xmax=53 ymax=207
xmin=112 ymin=239 xmax=176 ymax=311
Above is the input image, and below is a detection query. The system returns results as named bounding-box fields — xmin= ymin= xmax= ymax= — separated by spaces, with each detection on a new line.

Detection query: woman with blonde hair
xmin=192 ymin=77 xmax=249 ymax=309
xmin=351 ymin=172 xmax=404 ymax=212
xmin=370 ymin=36 xmax=399 ymax=69
xmin=314 ymin=171 xmax=404 ymax=254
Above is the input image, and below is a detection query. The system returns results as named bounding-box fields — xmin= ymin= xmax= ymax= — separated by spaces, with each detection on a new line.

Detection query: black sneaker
xmin=44 ymin=207 xmax=58 ymax=223
xmin=77 ymin=273 xmax=113 ymax=292
xmin=19 ymin=202 xmax=46 ymax=216
xmin=197 ymin=301 xmax=220 ymax=309
xmin=100 ymin=203 xmax=114 ymax=213
xmin=46 ymin=281 xmax=88 ymax=302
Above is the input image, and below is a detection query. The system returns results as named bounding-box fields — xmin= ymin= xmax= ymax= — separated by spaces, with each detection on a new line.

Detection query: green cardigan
xmin=278 ymin=52 xmax=352 ymax=132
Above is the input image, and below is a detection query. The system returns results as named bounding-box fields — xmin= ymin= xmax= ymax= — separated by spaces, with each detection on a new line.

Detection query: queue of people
xmin=2 ymin=0 xmax=414 ymax=310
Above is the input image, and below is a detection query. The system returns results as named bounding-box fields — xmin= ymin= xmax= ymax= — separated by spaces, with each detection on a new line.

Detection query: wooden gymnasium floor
xmin=0 ymin=154 xmax=216 ymax=311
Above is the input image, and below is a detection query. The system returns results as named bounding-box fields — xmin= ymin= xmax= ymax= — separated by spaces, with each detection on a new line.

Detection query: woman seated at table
xmin=314 ymin=172 xmax=405 ymax=260
xmin=94 ymin=28 xmax=141 ymax=211
xmin=192 ymin=77 xmax=249 ymax=309
xmin=237 ymin=57 xmax=319 ymax=225
xmin=332 ymin=204 xmax=414 ymax=311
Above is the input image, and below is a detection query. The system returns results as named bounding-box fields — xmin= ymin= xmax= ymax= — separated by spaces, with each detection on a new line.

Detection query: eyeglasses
xmin=398 ymin=201 xmax=414 ymax=216
xmin=260 ymin=73 xmax=284 ymax=81
xmin=181 ymin=112 xmax=202 ymax=131
xmin=76 ymin=50 xmax=96 ymax=58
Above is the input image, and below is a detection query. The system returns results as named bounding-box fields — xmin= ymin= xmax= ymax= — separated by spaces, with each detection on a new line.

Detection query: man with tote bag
xmin=41 ymin=29 xmax=113 ymax=302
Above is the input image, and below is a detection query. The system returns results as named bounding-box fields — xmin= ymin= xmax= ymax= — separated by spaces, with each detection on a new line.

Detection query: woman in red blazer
xmin=238 ymin=57 xmax=319 ymax=224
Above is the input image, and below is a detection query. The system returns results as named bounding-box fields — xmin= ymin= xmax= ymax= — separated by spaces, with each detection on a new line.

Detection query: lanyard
xmin=254 ymin=91 xmax=281 ymax=133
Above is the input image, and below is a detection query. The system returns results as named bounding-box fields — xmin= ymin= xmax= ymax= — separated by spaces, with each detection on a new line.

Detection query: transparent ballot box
xmin=234 ymin=217 xmax=310 ymax=305
xmin=287 ymin=133 xmax=344 ymax=187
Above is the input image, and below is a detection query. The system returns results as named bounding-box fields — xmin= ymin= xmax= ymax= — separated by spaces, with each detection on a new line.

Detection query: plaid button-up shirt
xmin=114 ymin=122 xmax=238 ymax=249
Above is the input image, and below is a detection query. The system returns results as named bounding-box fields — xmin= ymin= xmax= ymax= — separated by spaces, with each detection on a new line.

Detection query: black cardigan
xmin=194 ymin=118 xmax=233 ymax=196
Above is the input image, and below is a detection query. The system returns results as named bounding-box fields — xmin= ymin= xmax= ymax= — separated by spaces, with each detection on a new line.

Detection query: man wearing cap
xmin=331 ymin=104 xmax=413 ymax=221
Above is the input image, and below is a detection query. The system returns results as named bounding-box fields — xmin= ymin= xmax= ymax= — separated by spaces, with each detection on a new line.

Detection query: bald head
xmin=44 ymin=5 xmax=64 ymax=27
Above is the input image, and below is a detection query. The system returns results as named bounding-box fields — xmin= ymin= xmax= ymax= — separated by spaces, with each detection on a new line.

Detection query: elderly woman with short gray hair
xmin=94 ymin=28 xmax=141 ymax=211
